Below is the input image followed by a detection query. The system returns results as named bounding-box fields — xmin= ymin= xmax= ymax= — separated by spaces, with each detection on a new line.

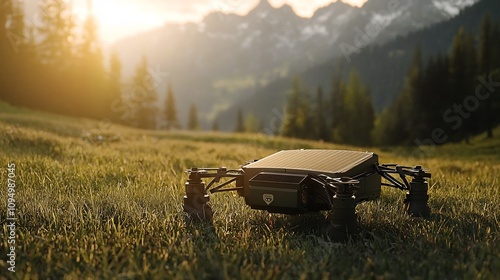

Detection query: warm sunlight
xmin=72 ymin=0 xmax=167 ymax=44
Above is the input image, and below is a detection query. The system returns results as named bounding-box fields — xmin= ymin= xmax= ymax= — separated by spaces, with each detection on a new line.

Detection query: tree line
xmin=280 ymin=14 xmax=500 ymax=146
xmin=280 ymin=72 xmax=374 ymax=146
xmin=0 ymin=0 xmax=201 ymax=130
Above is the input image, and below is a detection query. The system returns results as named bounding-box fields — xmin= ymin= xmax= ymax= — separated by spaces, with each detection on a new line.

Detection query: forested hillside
xmin=222 ymin=0 xmax=500 ymax=143
xmin=275 ymin=13 xmax=500 ymax=146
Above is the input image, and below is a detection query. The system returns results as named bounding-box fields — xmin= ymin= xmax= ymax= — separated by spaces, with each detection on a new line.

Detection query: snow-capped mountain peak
xmin=432 ymin=0 xmax=478 ymax=16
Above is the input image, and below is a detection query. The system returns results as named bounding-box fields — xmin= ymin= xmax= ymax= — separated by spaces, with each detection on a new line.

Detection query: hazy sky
xmin=25 ymin=0 xmax=367 ymax=44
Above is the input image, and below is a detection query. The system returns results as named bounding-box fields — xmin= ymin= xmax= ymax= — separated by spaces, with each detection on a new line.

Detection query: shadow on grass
xmin=179 ymin=199 xmax=498 ymax=252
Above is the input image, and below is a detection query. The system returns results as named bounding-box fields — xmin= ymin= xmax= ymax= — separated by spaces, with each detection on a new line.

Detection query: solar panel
xmin=244 ymin=150 xmax=375 ymax=174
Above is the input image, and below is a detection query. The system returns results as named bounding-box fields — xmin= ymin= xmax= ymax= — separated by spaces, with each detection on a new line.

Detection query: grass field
xmin=0 ymin=101 xmax=499 ymax=279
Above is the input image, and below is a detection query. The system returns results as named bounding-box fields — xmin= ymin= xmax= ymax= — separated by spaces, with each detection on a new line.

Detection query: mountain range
xmin=113 ymin=0 xmax=481 ymax=130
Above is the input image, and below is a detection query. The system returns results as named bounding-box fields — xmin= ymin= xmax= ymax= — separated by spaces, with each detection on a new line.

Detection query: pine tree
xmin=449 ymin=28 xmax=477 ymax=142
xmin=212 ymin=119 xmax=220 ymax=132
xmin=478 ymin=14 xmax=495 ymax=138
xmin=281 ymin=77 xmax=310 ymax=138
xmin=77 ymin=13 xmax=106 ymax=118
xmin=5 ymin=0 xmax=24 ymax=54
xmin=0 ymin=0 xmax=11 ymax=32
xmin=493 ymin=23 xmax=500 ymax=70
xmin=234 ymin=107 xmax=245 ymax=133
xmin=37 ymin=0 xmax=75 ymax=68
xmin=107 ymin=52 xmax=123 ymax=122
xmin=244 ymin=112 xmax=259 ymax=133
xmin=132 ymin=56 xmax=158 ymax=129
xmin=403 ymin=46 xmax=425 ymax=142
xmin=420 ymin=54 xmax=451 ymax=139
xmin=0 ymin=1 xmax=13 ymax=57
xmin=335 ymin=71 xmax=374 ymax=146
xmin=330 ymin=72 xmax=345 ymax=142
xmin=314 ymin=86 xmax=329 ymax=141
xmin=0 ymin=0 xmax=20 ymax=104
xmin=188 ymin=103 xmax=200 ymax=131
xmin=0 ymin=0 xmax=43 ymax=110
xmin=372 ymin=108 xmax=393 ymax=146
xmin=165 ymin=84 xmax=179 ymax=130
xmin=35 ymin=0 xmax=77 ymax=115
xmin=479 ymin=14 xmax=492 ymax=76
xmin=492 ymin=24 xmax=500 ymax=130
xmin=374 ymin=47 xmax=424 ymax=145
xmin=13 ymin=2 xmax=38 ymax=106
xmin=25 ymin=26 xmax=44 ymax=111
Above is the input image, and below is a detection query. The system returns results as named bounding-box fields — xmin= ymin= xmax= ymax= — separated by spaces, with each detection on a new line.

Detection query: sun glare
xmin=73 ymin=0 xmax=166 ymax=44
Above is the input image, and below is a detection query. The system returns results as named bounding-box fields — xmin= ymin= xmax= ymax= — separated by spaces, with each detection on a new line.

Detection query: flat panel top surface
xmin=244 ymin=150 xmax=375 ymax=174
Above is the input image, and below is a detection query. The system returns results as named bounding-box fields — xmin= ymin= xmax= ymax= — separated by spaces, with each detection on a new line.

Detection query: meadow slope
xmin=0 ymin=102 xmax=499 ymax=279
